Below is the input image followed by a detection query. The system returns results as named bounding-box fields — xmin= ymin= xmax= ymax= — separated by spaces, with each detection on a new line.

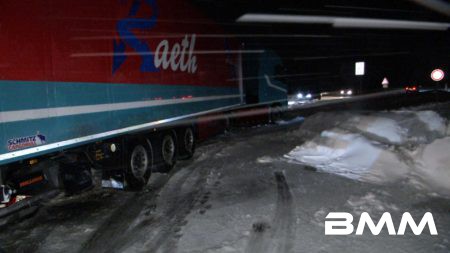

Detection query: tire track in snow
xmin=141 ymin=166 xmax=209 ymax=253
xmin=84 ymin=164 xmax=198 ymax=253
xmin=94 ymin=144 xmax=225 ymax=253
xmin=246 ymin=171 xmax=296 ymax=253
xmin=142 ymin=145 xmax=227 ymax=253
xmin=272 ymin=171 xmax=296 ymax=253
xmin=79 ymin=174 xmax=171 ymax=253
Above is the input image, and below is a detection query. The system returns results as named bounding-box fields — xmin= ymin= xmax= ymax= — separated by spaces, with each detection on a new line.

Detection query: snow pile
xmin=285 ymin=110 xmax=450 ymax=197
xmin=352 ymin=116 xmax=407 ymax=143
xmin=413 ymin=137 xmax=450 ymax=196
xmin=276 ymin=116 xmax=305 ymax=125
xmin=415 ymin=111 xmax=447 ymax=134
xmin=286 ymin=129 xmax=409 ymax=183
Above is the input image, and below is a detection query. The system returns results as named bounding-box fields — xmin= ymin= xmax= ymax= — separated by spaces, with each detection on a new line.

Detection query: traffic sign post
xmin=382 ymin=77 xmax=389 ymax=89
xmin=355 ymin=62 xmax=365 ymax=76
xmin=431 ymin=69 xmax=445 ymax=91
xmin=355 ymin=62 xmax=365 ymax=94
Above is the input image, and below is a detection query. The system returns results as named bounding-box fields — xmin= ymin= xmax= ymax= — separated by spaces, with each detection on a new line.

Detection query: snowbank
xmin=285 ymin=109 xmax=450 ymax=198
xmin=276 ymin=116 xmax=304 ymax=125
xmin=415 ymin=111 xmax=447 ymax=134
xmin=352 ymin=116 xmax=407 ymax=143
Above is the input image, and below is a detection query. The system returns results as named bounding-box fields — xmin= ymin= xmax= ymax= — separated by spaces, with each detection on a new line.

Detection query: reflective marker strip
xmin=0 ymin=94 xmax=241 ymax=123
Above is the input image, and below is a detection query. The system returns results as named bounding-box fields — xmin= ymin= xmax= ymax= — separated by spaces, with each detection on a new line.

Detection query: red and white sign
xmin=431 ymin=69 xmax=444 ymax=82
xmin=382 ymin=77 xmax=389 ymax=88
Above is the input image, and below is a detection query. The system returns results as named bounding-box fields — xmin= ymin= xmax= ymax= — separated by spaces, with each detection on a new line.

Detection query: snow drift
xmin=285 ymin=109 xmax=450 ymax=198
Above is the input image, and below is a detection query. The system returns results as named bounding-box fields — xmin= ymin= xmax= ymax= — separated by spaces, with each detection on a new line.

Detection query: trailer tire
xmin=159 ymin=132 xmax=177 ymax=173
xmin=179 ymin=127 xmax=196 ymax=160
xmin=125 ymin=140 xmax=152 ymax=191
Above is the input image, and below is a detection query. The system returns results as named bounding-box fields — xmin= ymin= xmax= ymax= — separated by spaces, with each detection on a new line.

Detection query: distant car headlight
xmin=306 ymin=93 xmax=312 ymax=99
xmin=347 ymin=90 xmax=353 ymax=95
xmin=340 ymin=90 xmax=345 ymax=95
xmin=297 ymin=93 xmax=303 ymax=99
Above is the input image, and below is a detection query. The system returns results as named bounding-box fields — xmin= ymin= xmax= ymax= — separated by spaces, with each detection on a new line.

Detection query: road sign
xmin=382 ymin=77 xmax=389 ymax=88
xmin=431 ymin=69 xmax=444 ymax=82
xmin=355 ymin=62 xmax=365 ymax=76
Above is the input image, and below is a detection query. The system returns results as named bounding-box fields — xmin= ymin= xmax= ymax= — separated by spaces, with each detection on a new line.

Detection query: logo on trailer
xmin=113 ymin=0 xmax=198 ymax=74
xmin=7 ymin=133 xmax=46 ymax=151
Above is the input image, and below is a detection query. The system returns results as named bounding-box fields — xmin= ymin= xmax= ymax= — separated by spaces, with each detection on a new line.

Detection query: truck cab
xmin=243 ymin=50 xmax=288 ymax=108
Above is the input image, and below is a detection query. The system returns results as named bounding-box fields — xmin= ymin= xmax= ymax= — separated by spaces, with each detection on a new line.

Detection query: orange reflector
xmin=29 ymin=159 xmax=39 ymax=165
xmin=19 ymin=175 xmax=44 ymax=188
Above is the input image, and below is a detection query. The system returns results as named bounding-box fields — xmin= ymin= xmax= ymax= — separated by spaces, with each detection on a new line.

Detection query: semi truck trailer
xmin=0 ymin=0 xmax=287 ymax=215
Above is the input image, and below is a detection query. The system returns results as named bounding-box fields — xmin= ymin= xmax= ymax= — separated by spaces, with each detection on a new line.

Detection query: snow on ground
xmin=345 ymin=192 xmax=400 ymax=216
xmin=285 ymin=109 xmax=450 ymax=198
xmin=1 ymin=103 xmax=449 ymax=253
xmin=415 ymin=111 xmax=447 ymax=134
xmin=275 ymin=116 xmax=305 ymax=125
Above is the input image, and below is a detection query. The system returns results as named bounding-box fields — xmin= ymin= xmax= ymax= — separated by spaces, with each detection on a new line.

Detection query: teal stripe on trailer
xmin=0 ymin=80 xmax=239 ymax=111
xmin=0 ymin=80 xmax=241 ymax=165
xmin=0 ymin=98 xmax=241 ymax=165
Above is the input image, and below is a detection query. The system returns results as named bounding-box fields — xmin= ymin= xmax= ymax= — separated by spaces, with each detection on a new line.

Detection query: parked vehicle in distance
xmin=320 ymin=89 xmax=353 ymax=100
xmin=405 ymin=85 xmax=419 ymax=93
xmin=340 ymin=89 xmax=354 ymax=96
xmin=288 ymin=91 xmax=321 ymax=107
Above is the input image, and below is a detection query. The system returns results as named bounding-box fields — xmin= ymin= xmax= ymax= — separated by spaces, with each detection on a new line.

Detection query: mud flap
xmin=101 ymin=170 xmax=125 ymax=190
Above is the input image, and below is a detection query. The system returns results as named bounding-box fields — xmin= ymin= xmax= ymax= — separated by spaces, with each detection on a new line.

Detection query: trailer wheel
xmin=125 ymin=141 xmax=152 ymax=190
xmin=179 ymin=127 xmax=196 ymax=160
xmin=160 ymin=133 xmax=177 ymax=172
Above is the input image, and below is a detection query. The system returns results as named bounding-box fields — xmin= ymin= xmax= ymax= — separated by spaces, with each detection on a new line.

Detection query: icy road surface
xmin=1 ymin=105 xmax=449 ymax=253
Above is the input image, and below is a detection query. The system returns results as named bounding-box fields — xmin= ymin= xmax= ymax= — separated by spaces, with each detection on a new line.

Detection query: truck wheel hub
xmin=130 ymin=145 xmax=148 ymax=178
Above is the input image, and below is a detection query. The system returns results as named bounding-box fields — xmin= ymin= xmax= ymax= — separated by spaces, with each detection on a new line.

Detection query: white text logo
xmin=325 ymin=212 xmax=438 ymax=235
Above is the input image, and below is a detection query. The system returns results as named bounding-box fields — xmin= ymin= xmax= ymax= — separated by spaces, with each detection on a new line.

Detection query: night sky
xmin=193 ymin=0 xmax=450 ymax=93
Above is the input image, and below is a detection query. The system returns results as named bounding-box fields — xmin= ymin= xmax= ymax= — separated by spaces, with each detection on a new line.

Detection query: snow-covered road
xmin=0 ymin=104 xmax=449 ymax=253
